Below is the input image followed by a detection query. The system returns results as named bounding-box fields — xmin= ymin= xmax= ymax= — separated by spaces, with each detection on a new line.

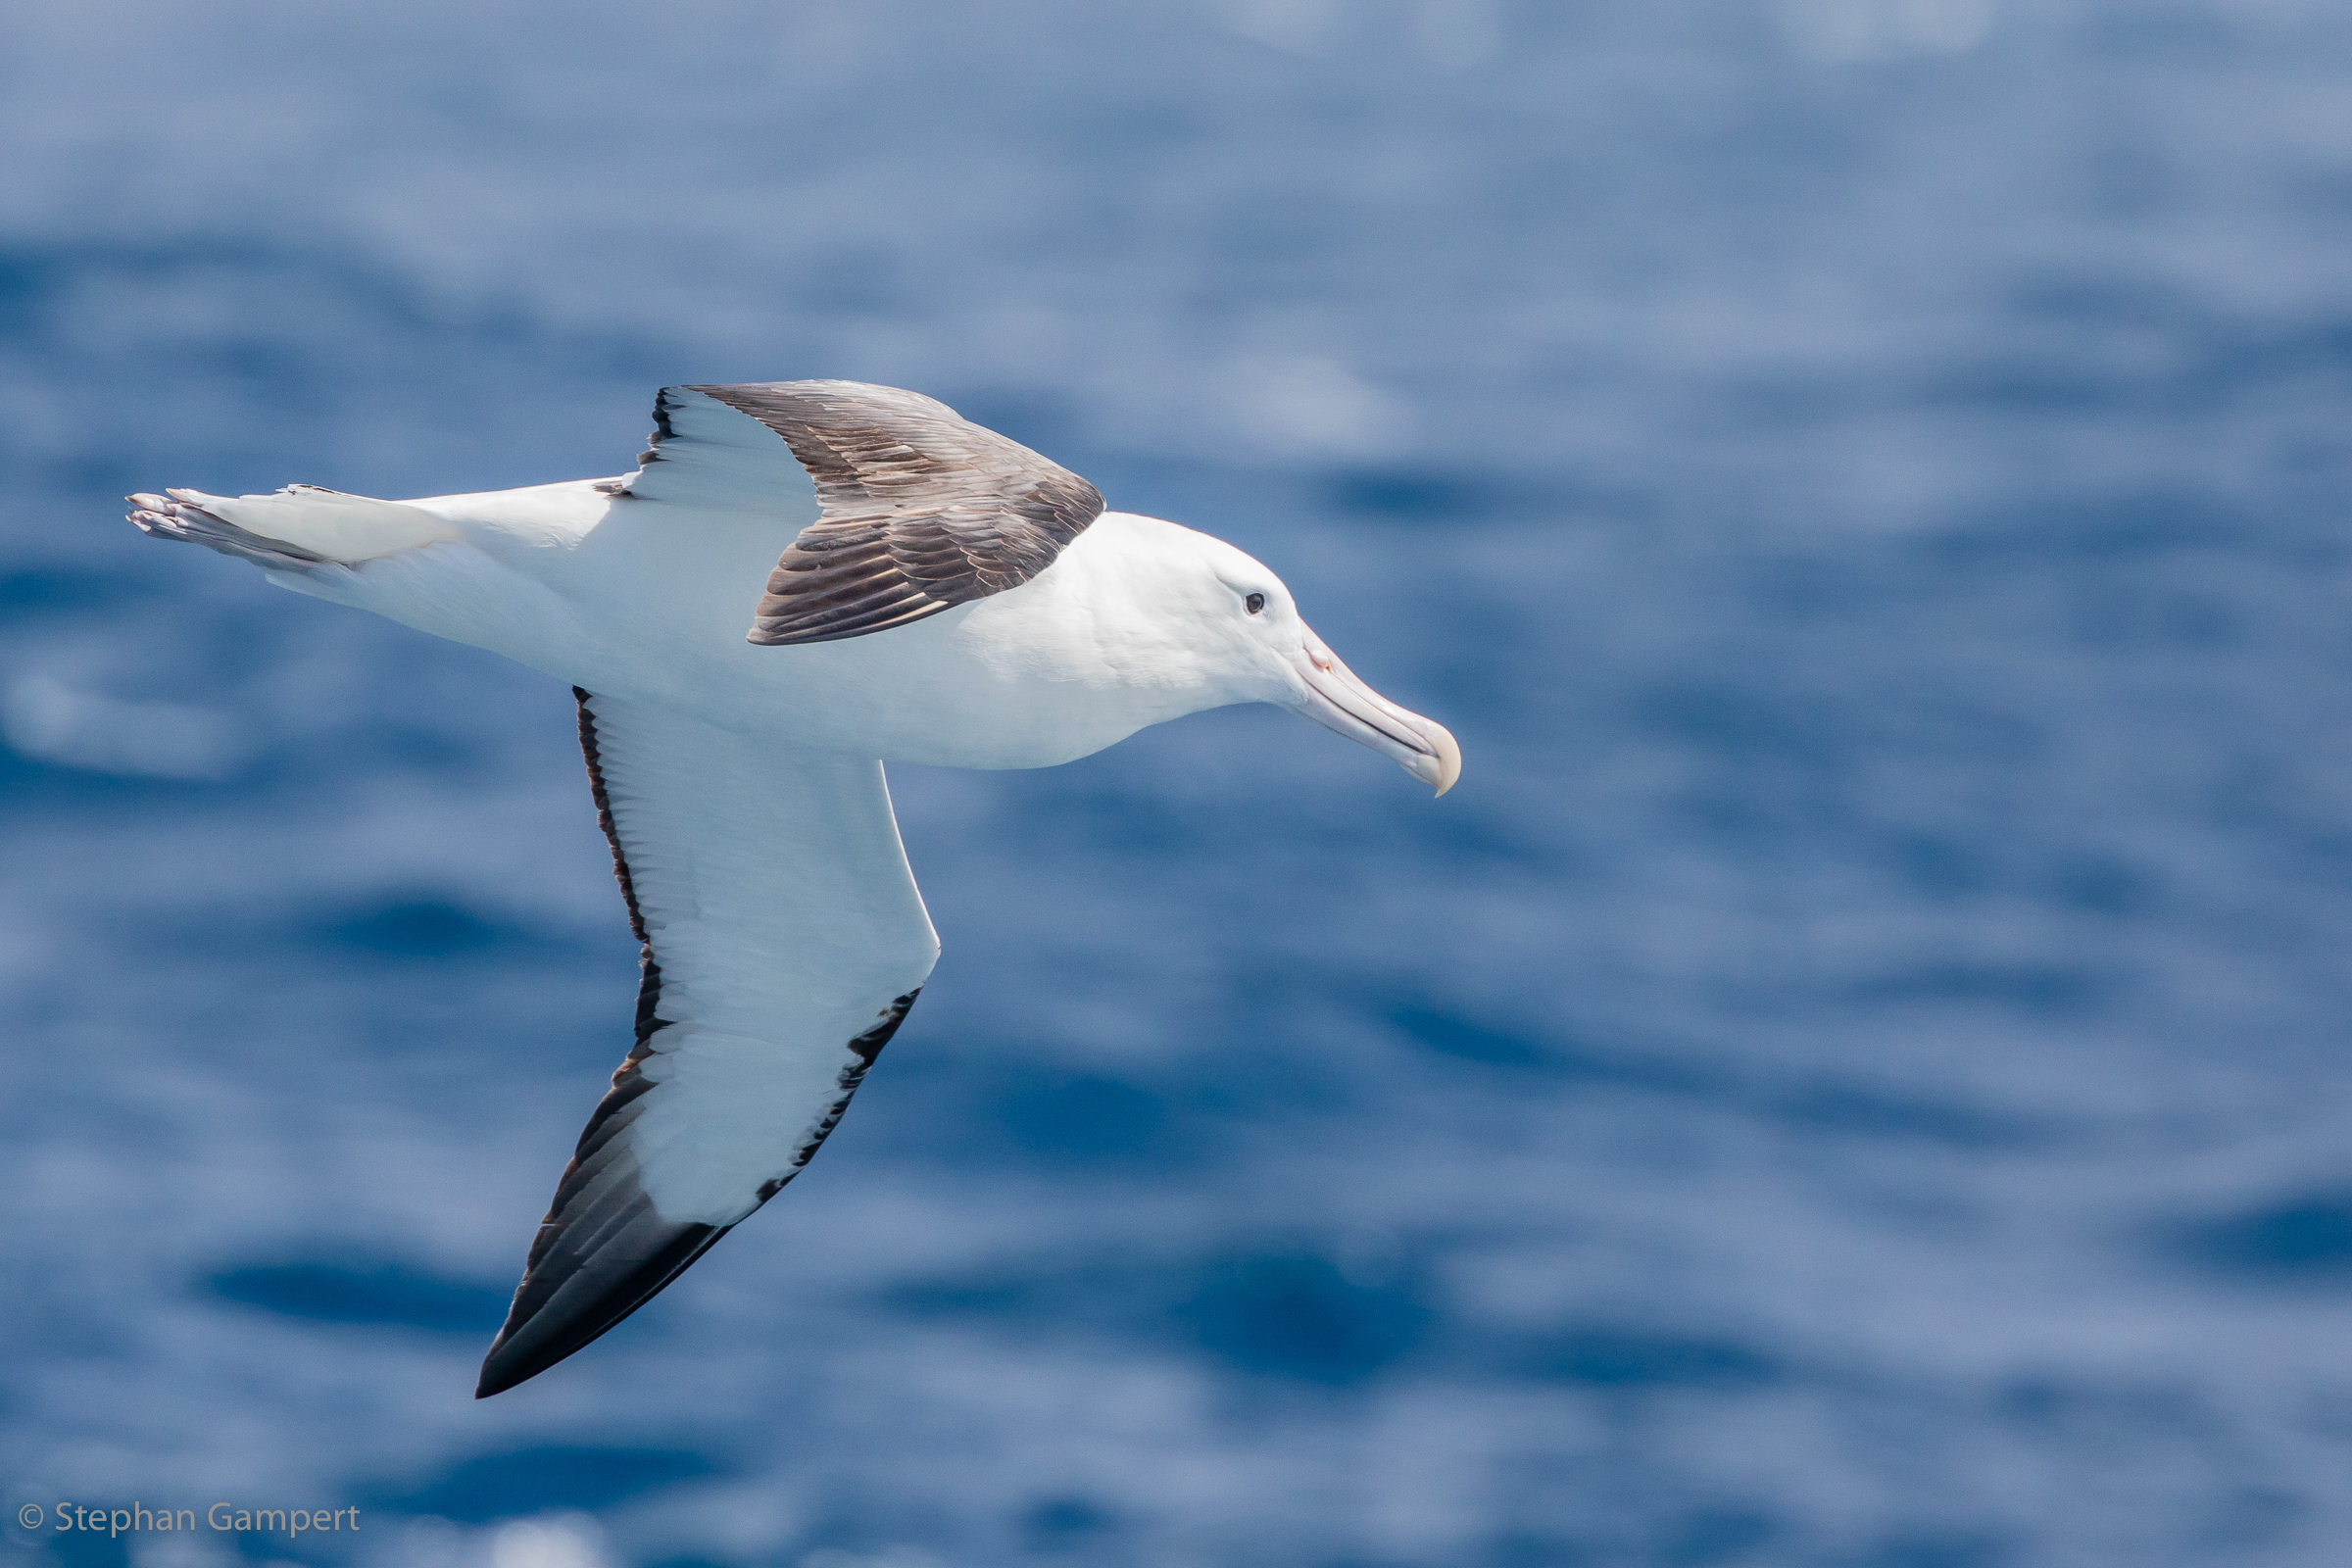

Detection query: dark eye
xmin=1245 ymin=592 xmax=1266 ymax=614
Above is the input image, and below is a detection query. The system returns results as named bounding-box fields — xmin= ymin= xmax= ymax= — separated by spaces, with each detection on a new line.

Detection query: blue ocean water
xmin=7 ymin=2 xmax=2352 ymax=1564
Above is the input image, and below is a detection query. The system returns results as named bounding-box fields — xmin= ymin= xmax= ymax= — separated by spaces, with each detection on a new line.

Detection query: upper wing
xmin=614 ymin=380 xmax=1104 ymax=647
xmin=475 ymin=690 xmax=941 ymax=1397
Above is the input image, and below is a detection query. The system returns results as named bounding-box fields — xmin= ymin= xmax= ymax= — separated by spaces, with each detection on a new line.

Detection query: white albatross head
xmin=1027 ymin=512 xmax=1462 ymax=795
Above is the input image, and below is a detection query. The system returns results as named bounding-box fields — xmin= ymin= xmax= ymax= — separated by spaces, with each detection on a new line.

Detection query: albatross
xmin=127 ymin=380 xmax=1460 ymax=1397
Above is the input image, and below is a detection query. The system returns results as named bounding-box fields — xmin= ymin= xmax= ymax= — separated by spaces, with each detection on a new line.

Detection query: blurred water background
xmin=8 ymin=1 xmax=2352 ymax=1564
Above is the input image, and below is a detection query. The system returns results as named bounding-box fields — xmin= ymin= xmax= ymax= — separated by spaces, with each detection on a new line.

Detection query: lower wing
xmin=476 ymin=691 xmax=940 ymax=1396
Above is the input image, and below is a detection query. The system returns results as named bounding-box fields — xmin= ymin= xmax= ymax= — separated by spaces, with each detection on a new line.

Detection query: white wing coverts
xmin=474 ymin=691 xmax=940 ymax=1396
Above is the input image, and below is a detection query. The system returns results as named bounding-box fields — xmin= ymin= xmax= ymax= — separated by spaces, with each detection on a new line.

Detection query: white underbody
xmin=273 ymin=479 xmax=1270 ymax=770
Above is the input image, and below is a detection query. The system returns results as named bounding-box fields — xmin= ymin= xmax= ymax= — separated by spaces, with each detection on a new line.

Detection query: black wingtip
xmin=472 ymin=1221 xmax=734 ymax=1398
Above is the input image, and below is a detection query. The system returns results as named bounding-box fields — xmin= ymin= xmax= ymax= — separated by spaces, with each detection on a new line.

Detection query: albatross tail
xmin=128 ymin=485 xmax=459 ymax=570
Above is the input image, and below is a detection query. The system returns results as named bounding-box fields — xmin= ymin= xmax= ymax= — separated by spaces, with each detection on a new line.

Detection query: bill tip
xmin=1428 ymin=722 xmax=1462 ymax=797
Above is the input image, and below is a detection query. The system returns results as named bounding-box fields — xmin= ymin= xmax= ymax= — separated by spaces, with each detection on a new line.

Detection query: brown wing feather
xmin=655 ymin=381 xmax=1103 ymax=647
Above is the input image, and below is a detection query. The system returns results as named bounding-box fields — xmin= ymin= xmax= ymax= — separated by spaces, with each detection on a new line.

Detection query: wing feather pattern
xmin=618 ymin=380 xmax=1103 ymax=646
xmin=476 ymin=691 xmax=939 ymax=1397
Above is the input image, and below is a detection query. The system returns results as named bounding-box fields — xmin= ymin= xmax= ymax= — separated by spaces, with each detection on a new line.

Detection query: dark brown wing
xmin=638 ymin=380 xmax=1103 ymax=646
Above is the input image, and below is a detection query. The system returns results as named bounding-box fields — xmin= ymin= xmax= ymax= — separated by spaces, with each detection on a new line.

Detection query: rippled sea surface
xmin=8 ymin=4 xmax=2352 ymax=1565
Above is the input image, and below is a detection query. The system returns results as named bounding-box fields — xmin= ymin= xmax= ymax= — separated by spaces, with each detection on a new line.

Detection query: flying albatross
xmin=128 ymin=380 xmax=1460 ymax=1397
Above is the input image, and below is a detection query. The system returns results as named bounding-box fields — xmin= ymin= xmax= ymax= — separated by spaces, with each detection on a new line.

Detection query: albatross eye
xmin=1245 ymin=592 xmax=1266 ymax=614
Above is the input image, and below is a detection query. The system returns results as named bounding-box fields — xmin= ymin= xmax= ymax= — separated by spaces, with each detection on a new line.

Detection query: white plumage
xmin=128 ymin=379 xmax=1459 ymax=1396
